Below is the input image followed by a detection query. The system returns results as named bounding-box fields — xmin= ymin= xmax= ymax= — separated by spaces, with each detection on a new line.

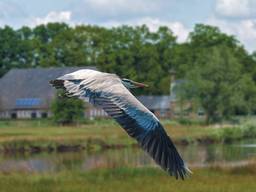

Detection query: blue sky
xmin=1 ymin=0 xmax=256 ymax=52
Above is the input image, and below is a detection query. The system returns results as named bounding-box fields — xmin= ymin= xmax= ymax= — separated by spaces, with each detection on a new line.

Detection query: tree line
xmin=1 ymin=23 xmax=256 ymax=123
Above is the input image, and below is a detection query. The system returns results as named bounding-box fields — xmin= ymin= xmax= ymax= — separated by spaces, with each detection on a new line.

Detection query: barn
xmin=0 ymin=67 xmax=181 ymax=119
xmin=0 ymin=67 xmax=107 ymax=119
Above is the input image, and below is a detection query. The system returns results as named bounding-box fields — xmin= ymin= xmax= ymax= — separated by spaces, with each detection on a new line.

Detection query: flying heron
xmin=49 ymin=69 xmax=190 ymax=179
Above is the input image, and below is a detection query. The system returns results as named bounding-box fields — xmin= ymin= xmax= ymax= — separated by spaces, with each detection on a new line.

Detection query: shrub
xmin=242 ymin=123 xmax=256 ymax=138
xmin=51 ymin=91 xmax=85 ymax=125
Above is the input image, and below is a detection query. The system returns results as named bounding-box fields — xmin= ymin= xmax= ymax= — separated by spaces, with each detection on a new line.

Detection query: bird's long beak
xmin=132 ymin=81 xmax=149 ymax=88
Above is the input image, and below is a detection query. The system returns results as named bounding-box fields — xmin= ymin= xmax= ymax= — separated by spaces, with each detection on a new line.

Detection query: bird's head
xmin=121 ymin=78 xmax=148 ymax=89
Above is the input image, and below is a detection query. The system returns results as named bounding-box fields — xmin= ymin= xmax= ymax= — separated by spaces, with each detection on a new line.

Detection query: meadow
xmin=0 ymin=119 xmax=256 ymax=192
xmin=1 ymin=165 xmax=256 ymax=192
xmin=0 ymin=118 xmax=256 ymax=153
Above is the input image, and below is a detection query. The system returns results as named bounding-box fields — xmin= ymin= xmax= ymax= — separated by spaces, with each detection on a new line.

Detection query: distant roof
xmin=0 ymin=67 xmax=97 ymax=110
xmin=137 ymin=95 xmax=171 ymax=110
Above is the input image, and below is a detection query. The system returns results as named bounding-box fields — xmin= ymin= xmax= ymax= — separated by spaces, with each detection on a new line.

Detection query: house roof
xmin=0 ymin=67 xmax=178 ymax=112
xmin=137 ymin=95 xmax=171 ymax=110
xmin=0 ymin=67 xmax=96 ymax=110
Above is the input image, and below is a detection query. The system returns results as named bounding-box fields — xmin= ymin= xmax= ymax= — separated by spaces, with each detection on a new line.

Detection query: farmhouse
xmin=0 ymin=67 xmax=184 ymax=119
xmin=0 ymin=67 xmax=108 ymax=119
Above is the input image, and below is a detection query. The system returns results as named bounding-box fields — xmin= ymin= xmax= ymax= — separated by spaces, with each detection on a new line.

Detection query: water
xmin=0 ymin=139 xmax=256 ymax=173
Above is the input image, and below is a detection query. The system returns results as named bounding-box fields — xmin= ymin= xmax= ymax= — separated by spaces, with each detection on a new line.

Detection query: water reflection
xmin=0 ymin=139 xmax=256 ymax=173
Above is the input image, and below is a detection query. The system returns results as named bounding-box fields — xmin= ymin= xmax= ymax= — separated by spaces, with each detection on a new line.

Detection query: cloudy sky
xmin=1 ymin=0 xmax=256 ymax=52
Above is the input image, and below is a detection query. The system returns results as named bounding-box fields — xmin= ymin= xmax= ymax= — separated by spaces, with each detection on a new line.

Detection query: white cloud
xmin=165 ymin=22 xmax=190 ymax=42
xmin=213 ymin=0 xmax=256 ymax=51
xmin=29 ymin=11 xmax=72 ymax=27
xmin=100 ymin=17 xmax=190 ymax=42
xmin=207 ymin=16 xmax=256 ymax=52
xmin=239 ymin=20 xmax=256 ymax=39
xmin=134 ymin=18 xmax=189 ymax=42
xmin=215 ymin=0 xmax=256 ymax=18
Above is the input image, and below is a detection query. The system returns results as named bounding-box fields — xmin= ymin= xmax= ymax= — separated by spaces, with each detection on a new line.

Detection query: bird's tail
xmin=49 ymin=79 xmax=65 ymax=89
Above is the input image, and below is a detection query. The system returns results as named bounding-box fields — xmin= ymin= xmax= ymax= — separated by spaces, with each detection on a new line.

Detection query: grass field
xmin=1 ymin=165 xmax=256 ymax=192
xmin=0 ymin=119 xmax=256 ymax=152
xmin=0 ymin=119 xmax=210 ymax=142
xmin=0 ymin=119 xmax=256 ymax=192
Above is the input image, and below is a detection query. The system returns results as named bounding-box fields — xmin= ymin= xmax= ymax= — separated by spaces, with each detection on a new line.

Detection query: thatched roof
xmin=0 ymin=67 xmax=96 ymax=110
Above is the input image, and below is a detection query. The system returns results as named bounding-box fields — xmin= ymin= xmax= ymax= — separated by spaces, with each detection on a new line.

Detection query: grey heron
xmin=50 ymin=69 xmax=190 ymax=179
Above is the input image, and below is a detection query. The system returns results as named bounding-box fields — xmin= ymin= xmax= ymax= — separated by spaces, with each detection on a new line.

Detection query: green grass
xmin=209 ymin=122 xmax=256 ymax=143
xmin=0 ymin=119 xmax=256 ymax=152
xmin=0 ymin=119 xmax=213 ymax=150
xmin=1 ymin=165 xmax=256 ymax=192
xmin=1 ymin=119 xmax=256 ymax=192
xmin=0 ymin=119 xmax=136 ymax=152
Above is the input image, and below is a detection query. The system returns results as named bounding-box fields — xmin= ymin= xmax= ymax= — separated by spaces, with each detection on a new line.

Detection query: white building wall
xmin=0 ymin=111 xmax=10 ymax=119
xmin=0 ymin=110 xmax=50 ymax=119
xmin=17 ymin=110 xmax=32 ymax=118
xmin=0 ymin=107 xmax=109 ymax=119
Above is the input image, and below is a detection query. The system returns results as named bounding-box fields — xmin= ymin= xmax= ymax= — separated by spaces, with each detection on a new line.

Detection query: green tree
xmin=51 ymin=91 xmax=85 ymax=125
xmin=0 ymin=26 xmax=21 ymax=76
xmin=189 ymin=24 xmax=238 ymax=48
xmin=1 ymin=22 xmax=256 ymax=101
xmin=182 ymin=45 xmax=255 ymax=123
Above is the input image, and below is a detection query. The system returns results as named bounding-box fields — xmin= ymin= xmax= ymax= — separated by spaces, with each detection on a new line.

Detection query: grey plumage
xmin=50 ymin=69 xmax=191 ymax=179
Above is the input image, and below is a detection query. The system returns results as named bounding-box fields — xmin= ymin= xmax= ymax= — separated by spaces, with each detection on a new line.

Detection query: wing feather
xmin=51 ymin=69 xmax=190 ymax=179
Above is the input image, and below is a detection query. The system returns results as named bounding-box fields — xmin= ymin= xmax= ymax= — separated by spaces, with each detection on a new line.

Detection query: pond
xmin=0 ymin=139 xmax=256 ymax=173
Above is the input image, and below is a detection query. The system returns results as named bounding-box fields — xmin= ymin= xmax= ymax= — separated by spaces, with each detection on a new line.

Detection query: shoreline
xmin=0 ymin=119 xmax=255 ymax=154
xmin=0 ymin=135 xmax=253 ymax=155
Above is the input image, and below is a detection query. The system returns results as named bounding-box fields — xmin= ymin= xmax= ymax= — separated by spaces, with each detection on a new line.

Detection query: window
xmin=31 ymin=112 xmax=37 ymax=118
xmin=41 ymin=112 xmax=48 ymax=118
xmin=11 ymin=113 xmax=17 ymax=119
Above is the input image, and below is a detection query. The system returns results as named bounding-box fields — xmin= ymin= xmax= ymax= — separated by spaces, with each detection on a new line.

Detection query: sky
xmin=0 ymin=0 xmax=256 ymax=52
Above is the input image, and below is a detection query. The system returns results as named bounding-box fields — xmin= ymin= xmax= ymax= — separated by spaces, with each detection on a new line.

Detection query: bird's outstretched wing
xmin=50 ymin=70 xmax=190 ymax=179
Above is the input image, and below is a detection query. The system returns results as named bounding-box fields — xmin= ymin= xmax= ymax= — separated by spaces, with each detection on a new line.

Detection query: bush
xmin=51 ymin=91 xmax=85 ymax=125
xmin=242 ymin=123 xmax=256 ymax=138
xmin=177 ymin=118 xmax=205 ymax=126
xmin=219 ymin=127 xmax=243 ymax=143
xmin=213 ymin=122 xmax=256 ymax=143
